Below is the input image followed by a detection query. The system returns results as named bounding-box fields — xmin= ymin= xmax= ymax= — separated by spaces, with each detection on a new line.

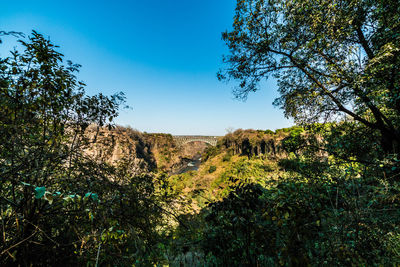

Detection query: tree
xmin=219 ymin=0 xmax=400 ymax=153
xmin=0 ymin=31 xmax=165 ymax=265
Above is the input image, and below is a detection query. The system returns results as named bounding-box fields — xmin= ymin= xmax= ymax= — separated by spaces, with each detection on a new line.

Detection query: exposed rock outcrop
xmin=220 ymin=129 xmax=288 ymax=158
xmin=83 ymin=126 xmax=211 ymax=175
xmin=84 ymin=126 xmax=156 ymax=175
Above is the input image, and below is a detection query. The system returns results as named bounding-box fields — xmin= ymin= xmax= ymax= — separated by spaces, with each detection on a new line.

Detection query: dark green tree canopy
xmin=219 ymin=0 xmax=400 ymax=152
xmin=0 ymin=31 xmax=164 ymax=265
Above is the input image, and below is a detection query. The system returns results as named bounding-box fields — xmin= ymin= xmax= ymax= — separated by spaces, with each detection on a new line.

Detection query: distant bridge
xmin=173 ymin=135 xmax=220 ymax=146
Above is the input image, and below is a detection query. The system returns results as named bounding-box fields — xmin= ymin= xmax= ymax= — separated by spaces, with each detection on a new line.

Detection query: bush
xmin=222 ymin=152 xmax=232 ymax=162
xmin=201 ymin=173 xmax=400 ymax=266
xmin=208 ymin=165 xmax=217 ymax=173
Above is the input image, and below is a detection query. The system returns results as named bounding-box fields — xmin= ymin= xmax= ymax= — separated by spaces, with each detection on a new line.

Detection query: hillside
xmin=167 ymin=127 xmax=302 ymax=212
xmin=83 ymin=126 xmax=213 ymax=176
xmin=82 ymin=126 xmax=300 ymax=213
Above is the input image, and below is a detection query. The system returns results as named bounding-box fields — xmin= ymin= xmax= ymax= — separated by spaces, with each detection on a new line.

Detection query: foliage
xmin=204 ymin=4 xmax=400 ymax=263
xmin=219 ymin=0 xmax=400 ymax=153
xmin=208 ymin=165 xmax=217 ymax=173
xmin=202 ymin=145 xmax=220 ymax=162
xmin=281 ymin=126 xmax=305 ymax=156
xmin=165 ymin=125 xmax=400 ymax=265
xmin=0 ymin=31 xmax=165 ymax=266
xmin=201 ymin=168 xmax=400 ymax=266
xmin=219 ymin=128 xmax=287 ymax=157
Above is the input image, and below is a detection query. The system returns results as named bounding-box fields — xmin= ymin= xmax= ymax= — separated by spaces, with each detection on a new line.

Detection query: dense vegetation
xmin=1 ymin=0 xmax=400 ymax=265
xmin=0 ymin=31 xmax=171 ymax=266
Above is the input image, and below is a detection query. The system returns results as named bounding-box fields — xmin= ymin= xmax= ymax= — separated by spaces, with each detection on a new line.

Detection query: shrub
xmin=208 ymin=165 xmax=217 ymax=173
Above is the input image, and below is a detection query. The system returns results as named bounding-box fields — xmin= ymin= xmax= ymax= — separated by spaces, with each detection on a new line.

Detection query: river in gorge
xmin=175 ymin=154 xmax=202 ymax=174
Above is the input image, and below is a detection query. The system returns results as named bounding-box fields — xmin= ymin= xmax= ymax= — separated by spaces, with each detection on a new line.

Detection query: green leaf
xmin=84 ymin=192 xmax=99 ymax=202
xmin=34 ymin=186 xmax=46 ymax=199
xmin=91 ymin=193 xmax=99 ymax=202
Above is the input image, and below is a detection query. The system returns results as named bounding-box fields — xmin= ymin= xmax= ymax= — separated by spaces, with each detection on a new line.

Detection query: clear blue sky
xmin=1 ymin=0 xmax=292 ymax=135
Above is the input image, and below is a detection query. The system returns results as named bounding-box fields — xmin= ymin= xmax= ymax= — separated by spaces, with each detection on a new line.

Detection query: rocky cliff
xmin=84 ymin=126 xmax=157 ymax=175
xmin=84 ymin=126 xmax=210 ymax=175
xmin=217 ymin=129 xmax=291 ymax=158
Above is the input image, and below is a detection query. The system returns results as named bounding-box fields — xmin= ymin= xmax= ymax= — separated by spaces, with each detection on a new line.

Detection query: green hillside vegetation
xmin=166 ymin=124 xmax=400 ymax=266
xmin=167 ymin=128 xmax=294 ymax=212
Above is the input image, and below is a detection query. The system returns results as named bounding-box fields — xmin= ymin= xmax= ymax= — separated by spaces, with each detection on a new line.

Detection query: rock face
xmin=84 ymin=126 xmax=156 ymax=175
xmin=220 ymin=129 xmax=288 ymax=158
xmin=83 ymin=126 xmax=210 ymax=175
xmin=180 ymin=141 xmax=209 ymax=159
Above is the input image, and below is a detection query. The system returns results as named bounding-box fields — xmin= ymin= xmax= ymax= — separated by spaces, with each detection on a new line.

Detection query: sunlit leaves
xmin=34 ymin=186 xmax=46 ymax=199
xmin=220 ymin=0 xmax=400 ymax=152
xmin=0 ymin=31 xmax=140 ymax=266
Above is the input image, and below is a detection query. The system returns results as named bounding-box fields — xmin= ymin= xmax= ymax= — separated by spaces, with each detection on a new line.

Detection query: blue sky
xmin=1 ymin=0 xmax=292 ymax=135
